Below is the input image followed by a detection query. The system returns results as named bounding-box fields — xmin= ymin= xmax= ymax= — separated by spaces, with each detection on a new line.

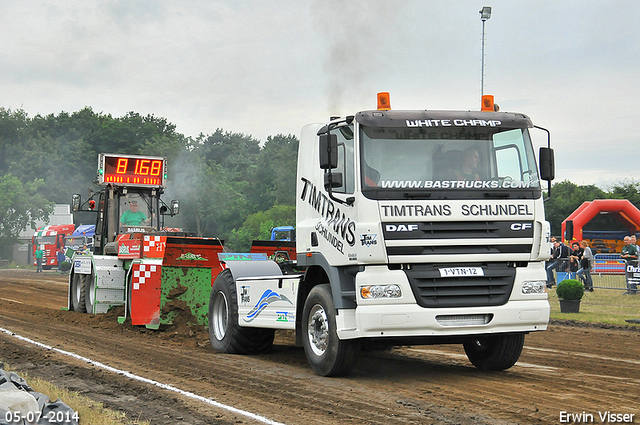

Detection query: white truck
xmin=209 ymin=94 xmax=555 ymax=376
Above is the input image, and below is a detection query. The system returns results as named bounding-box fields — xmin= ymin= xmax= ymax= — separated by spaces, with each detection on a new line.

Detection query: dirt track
xmin=1 ymin=269 xmax=639 ymax=425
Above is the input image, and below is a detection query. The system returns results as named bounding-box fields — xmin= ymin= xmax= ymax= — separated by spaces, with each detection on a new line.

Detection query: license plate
xmin=438 ymin=267 xmax=484 ymax=277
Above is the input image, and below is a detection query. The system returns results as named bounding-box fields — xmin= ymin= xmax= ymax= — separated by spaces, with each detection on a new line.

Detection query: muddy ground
xmin=0 ymin=269 xmax=639 ymax=425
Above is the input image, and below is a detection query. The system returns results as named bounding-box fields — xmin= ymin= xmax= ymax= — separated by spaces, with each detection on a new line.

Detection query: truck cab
xmin=209 ymin=94 xmax=555 ymax=376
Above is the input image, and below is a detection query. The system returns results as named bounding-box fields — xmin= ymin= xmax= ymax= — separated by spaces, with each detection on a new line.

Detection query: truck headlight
xmin=522 ymin=280 xmax=546 ymax=294
xmin=360 ymin=284 xmax=402 ymax=299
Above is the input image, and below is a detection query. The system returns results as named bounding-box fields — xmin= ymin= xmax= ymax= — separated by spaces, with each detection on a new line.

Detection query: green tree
xmin=0 ymin=174 xmax=53 ymax=259
xmin=226 ymin=205 xmax=296 ymax=252
xmin=249 ymin=134 xmax=299 ymax=211
xmin=608 ymin=180 xmax=640 ymax=208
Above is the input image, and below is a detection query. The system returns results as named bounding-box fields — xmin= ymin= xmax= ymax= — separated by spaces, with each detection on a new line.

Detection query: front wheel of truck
xmin=302 ymin=284 xmax=361 ymax=377
xmin=208 ymin=269 xmax=274 ymax=355
xmin=463 ymin=333 xmax=525 ymax=371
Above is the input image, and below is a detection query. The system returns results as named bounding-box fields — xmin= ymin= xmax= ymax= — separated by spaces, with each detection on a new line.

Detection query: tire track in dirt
xmin=1 ymin=270 xmax=639 ymax=425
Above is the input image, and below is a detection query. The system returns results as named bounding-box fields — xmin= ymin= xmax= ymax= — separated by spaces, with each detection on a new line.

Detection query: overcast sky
xmin=1 ymin=0 xmax=639 ymax=188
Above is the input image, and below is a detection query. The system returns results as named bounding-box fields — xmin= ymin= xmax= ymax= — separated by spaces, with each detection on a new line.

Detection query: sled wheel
xmin=463 ymin=333 xmax=525 ymax=371
xmin=71 ymin=273 xmax=87 ymax=313
xmin=208 ymin=269 xmax=274 ymax=355
xmin=302 ymin=284 xmax=360 ymax=376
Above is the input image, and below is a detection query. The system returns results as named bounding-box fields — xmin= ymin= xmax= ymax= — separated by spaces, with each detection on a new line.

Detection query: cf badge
xmin=511 ymin=223 xmax=532 ymax=231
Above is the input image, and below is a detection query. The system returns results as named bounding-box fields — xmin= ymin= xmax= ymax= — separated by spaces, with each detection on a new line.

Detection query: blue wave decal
xmin=244 ymin=289 xmax=292 ymax=322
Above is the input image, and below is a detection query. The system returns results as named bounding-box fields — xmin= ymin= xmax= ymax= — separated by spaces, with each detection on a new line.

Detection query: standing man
xmin=621 ymin=236 xmax=639 ymax=295
xmin=35 ymin=245 xmax=44 ymax=273
xmin=621 ymin=236 xmax=638 ymax=263
xmin=57 ymin=247 xmax=66 ymax=273
xmin=546 ymin=237 xmax=570 ymax=288
xmin=630 ymin=235 xmax=639 ymax=254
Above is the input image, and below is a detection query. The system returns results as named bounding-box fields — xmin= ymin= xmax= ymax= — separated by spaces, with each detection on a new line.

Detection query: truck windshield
xmin=360 ymin=125 xmax=540 ymax=195
xmin=65 ymin=236 xmax=86 ymax=248
xmin=35 ymin=236 xmax=56 ymax=245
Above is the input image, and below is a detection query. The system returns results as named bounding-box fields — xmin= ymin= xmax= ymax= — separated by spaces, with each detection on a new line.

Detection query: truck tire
xmin=463 ymin=333 xmax=525 ymax=371
xmin=84 ymin=272 xmax=96 ymax=314
xmin=302 ymin=284 xmax=361 ymax=377
xmin=70 ymin=273 xmax=87 ymax=313
xmin=208 ymin=269 xmax=274 ymax=355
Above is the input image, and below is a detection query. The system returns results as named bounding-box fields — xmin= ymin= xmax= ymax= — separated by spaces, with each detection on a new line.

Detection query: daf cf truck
xmin=208 ymin=93 xmax=555 ymax=376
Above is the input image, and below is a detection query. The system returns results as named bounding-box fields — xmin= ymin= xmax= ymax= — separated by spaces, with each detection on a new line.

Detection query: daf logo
xmin=511 ymin=223 xmax=532 ymax=231
xmin=385 ymin=224 xmax=419 ymax=232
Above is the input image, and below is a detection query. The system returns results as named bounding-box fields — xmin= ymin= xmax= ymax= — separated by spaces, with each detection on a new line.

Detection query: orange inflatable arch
xmin=561 ymin=199 xmax=640 ymax=242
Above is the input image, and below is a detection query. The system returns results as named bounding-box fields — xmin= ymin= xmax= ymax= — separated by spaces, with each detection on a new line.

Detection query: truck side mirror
xmin=539 ymin=147 xmax=555 ymax=181
xmin=171 ymin=200 xmax=180 ymax=215
xmin=565 ymin=220 xmax=574 ymax=241
xmin=319 ymin=134 xmax=338 ymax=169
xmin=324 ymin=172 xmax=343 ymax=189
xmin=72 ymin=194 xmax=81 ymax=212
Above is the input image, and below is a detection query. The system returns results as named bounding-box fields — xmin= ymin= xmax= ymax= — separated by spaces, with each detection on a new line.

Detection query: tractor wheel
xmin=208 ymin=269 xmax=274 ymax=355
xmin=70 ymin=273 xmax=87 ymax=313
xmin=83 ymin=271 xmax=96 ymax=314
xmin=302 ymin=284 xmax=360 ymax=376
xmin=463 ymin=333 xmax=525 ymax=371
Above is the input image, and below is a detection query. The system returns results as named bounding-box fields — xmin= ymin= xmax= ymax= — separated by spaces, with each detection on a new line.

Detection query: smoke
xmin=162 ymin=148 xmax=204 ymax=231
xmin=311 ymin=0 xmax=409 ymax=114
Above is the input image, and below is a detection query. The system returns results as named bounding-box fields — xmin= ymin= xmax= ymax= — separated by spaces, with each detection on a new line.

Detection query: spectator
xmin=620 ymin=236 xmax=638 ymax=263
xmin=56 ymin=247 xmax=66 ymax=273
xmin=569 ymin=241 xmax=583 ymax=273
xmin=35 ymin=245 xmax=44 ymax=273
xmin=631 ymin=235 xmax=640 ymax=253
xmin=546 ymin=238 xmax=570 ymax=288
xmin=577 ymin=240 xmax=594 ymax=292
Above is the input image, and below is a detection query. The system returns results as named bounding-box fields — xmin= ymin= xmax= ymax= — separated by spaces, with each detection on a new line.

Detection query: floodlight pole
xmin=480 ymin=6 xmax=492 ymax=96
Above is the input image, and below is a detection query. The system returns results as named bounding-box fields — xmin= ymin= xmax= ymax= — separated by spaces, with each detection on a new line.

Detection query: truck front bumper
xmin=336 ymin=299 xmax=550 ymax=340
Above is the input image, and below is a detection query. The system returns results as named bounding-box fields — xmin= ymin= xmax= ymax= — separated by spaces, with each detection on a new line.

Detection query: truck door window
xmin=492 ymin=129 xmax=539 ymax=185
xmin=329 ymin=126 xmax=354 ymax=194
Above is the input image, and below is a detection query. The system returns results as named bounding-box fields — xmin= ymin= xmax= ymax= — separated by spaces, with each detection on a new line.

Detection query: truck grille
xmin=403 ymin=263 xmax=516 ymax=308
xmin=384 ymin=221 xmax=534 ymax=258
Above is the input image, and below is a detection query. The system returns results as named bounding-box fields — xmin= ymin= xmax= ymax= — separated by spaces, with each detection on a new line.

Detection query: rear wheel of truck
xmin=70 ymin=273 xmax=87 ymax=313
xmin=463 ymin=333 xmax=525 ymax=371
xmin=302 ymin=284 xmax=360 ymax=377
xmin=208 ymin=269 xmax=274 ymax=355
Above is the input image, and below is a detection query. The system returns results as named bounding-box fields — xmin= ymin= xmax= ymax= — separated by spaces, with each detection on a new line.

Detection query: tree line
xmin=1 ymin=106 xmax=639 ymax=259
xmin=0 ymin=107 xmax=296 ymax=258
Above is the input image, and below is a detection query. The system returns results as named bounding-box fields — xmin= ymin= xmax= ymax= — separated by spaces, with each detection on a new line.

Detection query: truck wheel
xmin=83 ymin=272 xmax=96 ymax=314
xmin=71 ymin=273 xmax=87 ymax=313
xmin=463 ymin=333 xmax=525 ymax=371
xmin=302 ymin=284 xmax=360 ymax=377
xmin=208 ymin=269 xmax=274 ymax=355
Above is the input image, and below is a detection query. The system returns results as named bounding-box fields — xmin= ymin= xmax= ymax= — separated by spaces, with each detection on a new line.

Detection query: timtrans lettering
xmin=300 ymin=177 xmax=356 ymax=247
xmin=381 ymin=204 xmax=452 ymax=217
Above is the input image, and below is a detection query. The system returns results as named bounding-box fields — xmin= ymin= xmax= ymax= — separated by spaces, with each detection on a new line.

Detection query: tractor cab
xmin=72 ymin=154 xmax=179 ymax=255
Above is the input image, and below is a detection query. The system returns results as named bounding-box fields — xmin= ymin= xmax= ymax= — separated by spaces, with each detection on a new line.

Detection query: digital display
xmin=98 ymin=154 xmax=167 ymax=187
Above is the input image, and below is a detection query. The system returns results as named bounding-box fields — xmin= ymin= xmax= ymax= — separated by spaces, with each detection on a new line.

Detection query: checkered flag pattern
xmin=133 ymin=264 xmax=158 ymax=290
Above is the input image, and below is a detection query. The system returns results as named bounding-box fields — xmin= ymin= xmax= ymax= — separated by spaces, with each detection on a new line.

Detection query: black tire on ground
xmin=83 ymin=272 xmax=96 ymax=314
xmin=70 ymin=273 xmax=87 ymax=313
xmin=463 ymin=333 xmax=525 ymax=371
xmin=208 ymin=269 xmax=275 ymax=355
xmin=301 ymin=284 xmax=361 ymax=377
